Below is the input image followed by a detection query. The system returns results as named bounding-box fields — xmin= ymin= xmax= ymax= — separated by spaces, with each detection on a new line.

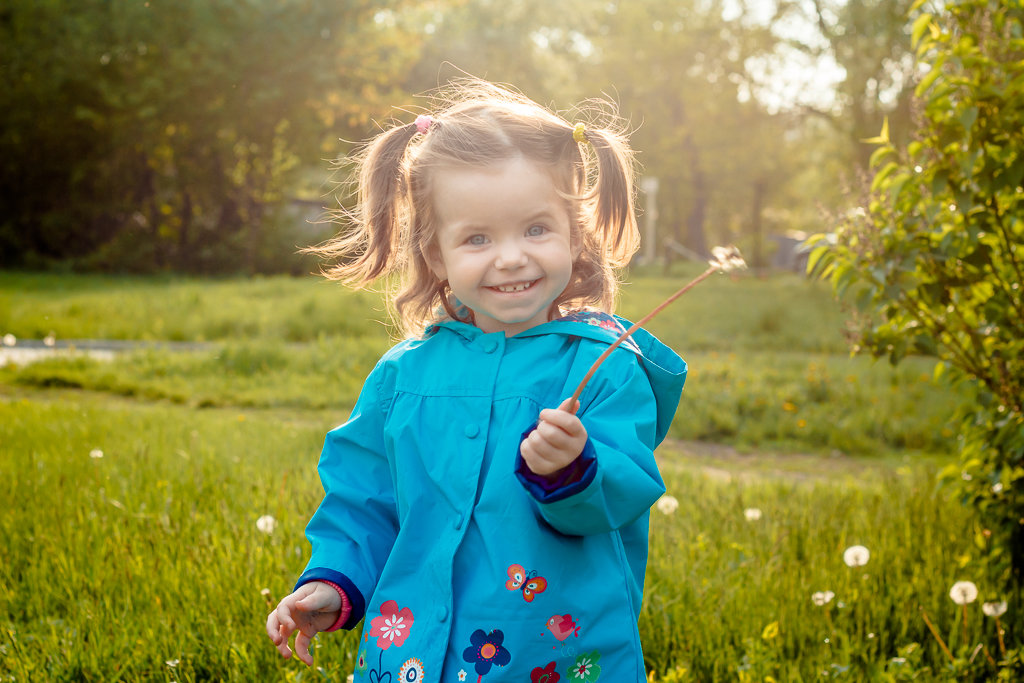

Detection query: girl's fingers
xmin=557 ymin=397 xmax=580 ymax=414
xmin=535 ymin=420 xmax=575 ymax=449
xmin=294 ymin=631 xmax=314 ymax=666
xmin=274 ymin=624 xmax=295 ymax=659
xmin=539 ymin=408 xmax=584 ymax=437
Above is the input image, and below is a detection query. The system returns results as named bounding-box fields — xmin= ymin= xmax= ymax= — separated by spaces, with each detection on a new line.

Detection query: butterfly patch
xmin=505 ymin=563 xmax=547 ymax=602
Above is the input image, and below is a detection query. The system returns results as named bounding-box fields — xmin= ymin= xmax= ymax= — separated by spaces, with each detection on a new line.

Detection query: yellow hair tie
xmin=572 ymin=122 xmax=588 ymax=144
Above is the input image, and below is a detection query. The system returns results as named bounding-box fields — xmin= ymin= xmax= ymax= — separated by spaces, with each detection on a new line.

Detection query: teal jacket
xmin=297 ymin=312 xmax=686 ymax=682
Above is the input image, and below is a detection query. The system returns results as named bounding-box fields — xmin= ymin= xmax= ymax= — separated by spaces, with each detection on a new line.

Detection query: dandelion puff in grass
xmin=89 ymin=449 xmax=104 ymax=459
xmin=656 ymin=495 xmax=679 ymax=515
xmin=949 ymin=581 xmax=978 ymax=605
xmin=744 ymin=507 xmax=762 ymax=522
xmin=983 ymin=600 xmax=1008 ymax=658
xmin=256 ymin=515 xmax=277 ymax=535
xmin=843 ymin=545 xmax=870 ymax=567
xmin=812 ymin=591 xmax=835 ymax=606
xmin=2 ymin=333 xmax=15 ymax=347
xmin=983 ymin=601 xmax=1007 ymax=617
xmin=166 ymin=659 xmax=179 ymax=668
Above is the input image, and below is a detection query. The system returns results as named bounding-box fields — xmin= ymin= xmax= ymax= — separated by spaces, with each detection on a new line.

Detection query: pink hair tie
xmin=415 ymin=115 xmax=433 ymax=135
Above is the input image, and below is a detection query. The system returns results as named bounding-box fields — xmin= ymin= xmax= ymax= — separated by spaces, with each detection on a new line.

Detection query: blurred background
xmin=0 ymin=0 xmax=919 ymax=275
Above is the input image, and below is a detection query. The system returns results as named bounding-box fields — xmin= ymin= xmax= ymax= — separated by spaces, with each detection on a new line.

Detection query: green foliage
xmin=0 ymin=0 xmax=420 ymax=273
xmin=808 ymin=1 xmax=1024 ymax=583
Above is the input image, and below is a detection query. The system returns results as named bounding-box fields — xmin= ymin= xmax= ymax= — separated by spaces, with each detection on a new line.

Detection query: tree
xmin=810 ymin=0 xmax=1024 ymax=582
xmin=779 ymin=0 xmax=919 ymax=171
xmin=580 ymin=0 xmax=798 ymax=261
xmin=0 ymin=0 xmax=420 ymax=273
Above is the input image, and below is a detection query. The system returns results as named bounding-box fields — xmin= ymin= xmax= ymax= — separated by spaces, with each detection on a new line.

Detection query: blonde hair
xmin=308 ymin=79 xmax=640 ymax=338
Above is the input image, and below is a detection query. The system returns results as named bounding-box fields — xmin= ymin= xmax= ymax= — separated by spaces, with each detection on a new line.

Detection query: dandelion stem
xmin=962 ymin=603 xmax=969 ymax=648
xmin=920 ymin=607 xmax=955 ymax=663
xmin=996 ymin=616 xmax=1006 ymax=659
xmin=569 ymin=265 xmax=719 ymax=407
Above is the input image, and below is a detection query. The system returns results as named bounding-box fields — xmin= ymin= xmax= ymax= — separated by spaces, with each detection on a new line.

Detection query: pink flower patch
xmin=369 ymin=600 xmax=414 ymax=650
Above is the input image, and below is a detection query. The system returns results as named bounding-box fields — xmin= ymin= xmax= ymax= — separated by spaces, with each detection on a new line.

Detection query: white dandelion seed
xmin=743 ymin=507 xmax=763 ymax=522
xmin=843 ymin=545 xmax=870 ymax=567
xmin=992 ymin=482 xmax=1004 ymax=494
xmin=983 ymin=601 xmax=1007 ymax=618
xmin=812 ymin=591 xmax=835 ymax=606
xmin=656 ymin=495 xmax=679 ymax=515
xmin=43 ymin=333 xmax=56 ymax=347
xmin=949 ymin=581 xmax=979 ymax=605
xmin=2 ymin=334 xmax=15 ymax=347
xmin=256 ymin=515 xmax=277 ymax=535
xmin=709 ymin=245 xmax=747 ymax=273
xmin=89 ymin=449 xmax=104 ymax=459
xmin=166 ymin=659 xmax=179 ymax=668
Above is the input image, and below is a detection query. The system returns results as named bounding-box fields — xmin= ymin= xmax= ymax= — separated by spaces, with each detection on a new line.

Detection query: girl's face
xmin=426 ymin=156 xmax=579 ymax=336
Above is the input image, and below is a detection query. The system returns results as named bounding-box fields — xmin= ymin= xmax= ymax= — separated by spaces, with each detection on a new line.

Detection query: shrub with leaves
xmin=809 ymin=0 xmax=1024 ymax=583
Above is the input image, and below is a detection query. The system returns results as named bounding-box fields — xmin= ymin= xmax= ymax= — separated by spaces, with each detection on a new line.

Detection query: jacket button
xmin=481 ymin=339 xmax=498 ymax=353
xmin=464 ymin=424 xmax=479 ymax=438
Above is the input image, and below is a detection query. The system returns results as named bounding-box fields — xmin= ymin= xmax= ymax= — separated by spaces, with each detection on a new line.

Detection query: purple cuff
xmin=516 ymin=423 xmax=598 ymax=503
xmin=518 ymin=454 xmax=589 ymax=492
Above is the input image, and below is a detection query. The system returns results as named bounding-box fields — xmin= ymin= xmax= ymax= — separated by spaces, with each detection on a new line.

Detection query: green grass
xmin=0 ymin=268 xmax=968 ymax=456
xmin=1 ymin=269 xmax=1013 ymax=681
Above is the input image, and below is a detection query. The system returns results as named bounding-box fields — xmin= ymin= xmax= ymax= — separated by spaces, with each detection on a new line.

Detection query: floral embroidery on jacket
xmin=462 ymin=629 xmax=512 ymax=677
xmin=567 ymin=651 xmax=602 ymax=681
xmin=531 ymin=660 xmax=561 ymax=682
xmin=556 ymin=311 xmax=641 ymax=354
xmin=397 ymin=656 xmax=425 ymax=682
xmin=369 ymin=600 xmax=415 ymax=650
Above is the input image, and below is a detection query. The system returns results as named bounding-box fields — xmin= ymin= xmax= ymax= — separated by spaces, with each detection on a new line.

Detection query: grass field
xmin=1 ymin=269 xmax=1018 ymax=681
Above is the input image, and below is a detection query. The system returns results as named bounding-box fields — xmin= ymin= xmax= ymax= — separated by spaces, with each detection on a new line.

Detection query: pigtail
xmin=305 ymin=122 xmax=420 ymax=285
xmin=580 ymin=126 xmax=640 ymax=267
xmin=555 ymin=118 xmax=641 ymax=315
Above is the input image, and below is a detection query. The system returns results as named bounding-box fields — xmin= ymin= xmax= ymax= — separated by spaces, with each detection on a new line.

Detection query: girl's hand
xmin=520 ymin=397 xmax=588 ymax=477
xmin=265 ymin=582 xmax=341 ymax=665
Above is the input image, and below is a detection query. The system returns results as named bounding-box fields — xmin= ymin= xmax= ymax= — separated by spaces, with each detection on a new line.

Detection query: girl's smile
xmin=426 ymin=157 xmax=578 ymax=336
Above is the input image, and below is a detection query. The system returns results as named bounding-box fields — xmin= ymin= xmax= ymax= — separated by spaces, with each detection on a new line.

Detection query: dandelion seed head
xmin=709 ymin=245 xmax=747 ymax=273
xmin=843 ymin=545 xmax=870 ymax=567
xmin=656 ymin=495 xmax=679 ymax=515
xmin=983 ymin=601 xmax=1007 ymax=617
xmin=743 ymin=507 xmax=763 ymax=521
xmin=2 ymin=334 xmax=16 ymax=347
xmin=811 ymin=591 xmax=835 ymax=606
xmin=949 ymin=580 xmax=979 ymax=605
xmin=256 ymin=515 xmax=277 ymax=535
xmin=89 ymin=449 xmax=104 ymax=459
xmin=166 ymin=659 xmax=179 ymax=668
xmin=992 ymin=483 xmax=1004 ymax=494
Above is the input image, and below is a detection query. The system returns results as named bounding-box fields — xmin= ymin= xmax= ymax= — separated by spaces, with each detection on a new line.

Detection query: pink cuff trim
xmin=319 ymin=580 xmax=352 ymax=632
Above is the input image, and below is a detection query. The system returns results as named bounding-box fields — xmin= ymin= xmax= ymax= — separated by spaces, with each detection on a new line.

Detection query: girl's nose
xmin=494 ymin=240 xmax=529 ymax=270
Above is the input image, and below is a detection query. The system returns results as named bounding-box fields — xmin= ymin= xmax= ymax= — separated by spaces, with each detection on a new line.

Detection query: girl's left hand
xmin=520 ymin=397 xmax=588 ymax=477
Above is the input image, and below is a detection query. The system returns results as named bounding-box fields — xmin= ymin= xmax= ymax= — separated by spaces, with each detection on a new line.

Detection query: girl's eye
xmin=467 ymin=234 xmax=488 ymax=246
xmin=526 ymin=224 xmax=547 ymax=237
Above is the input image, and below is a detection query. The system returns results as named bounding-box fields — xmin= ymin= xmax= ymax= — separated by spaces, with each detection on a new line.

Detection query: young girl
xmin=266 ymin=80 xmax=686 ymax=683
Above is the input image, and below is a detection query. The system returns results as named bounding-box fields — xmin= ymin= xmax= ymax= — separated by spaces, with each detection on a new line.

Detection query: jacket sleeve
xmin=294 ymin=361 xmax=397 ymax=629
xmin=515 ymin=349 xmax=667 ymax=536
